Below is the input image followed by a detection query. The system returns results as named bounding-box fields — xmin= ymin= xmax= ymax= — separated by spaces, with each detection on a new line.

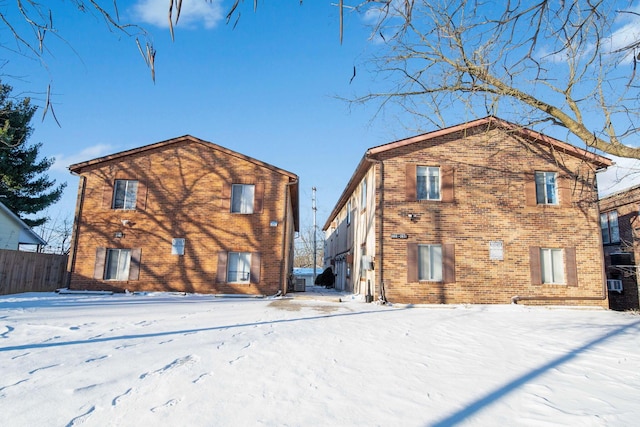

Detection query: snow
xmin=1 ymin=288 xmax=639 ymax=427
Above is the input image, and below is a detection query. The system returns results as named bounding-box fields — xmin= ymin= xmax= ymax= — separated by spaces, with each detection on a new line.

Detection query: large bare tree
xmin=294 ymin=225 xmax=324 ymax=268
xmin=5 ymin=1 xmax=640 ymax=160
xmin=349 ymin=0 xmax=640 ymax=159
xmin=0 ymin=1 xmax=155 ymax=80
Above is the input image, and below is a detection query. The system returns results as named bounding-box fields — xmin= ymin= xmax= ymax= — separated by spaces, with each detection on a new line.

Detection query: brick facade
xmin=67 ymin=136 xmax=298 ymax=296
xmin=324 ymin=117 xmax=611 ymax=306
xmin=599 ymin=185 xmax=640 ymax=310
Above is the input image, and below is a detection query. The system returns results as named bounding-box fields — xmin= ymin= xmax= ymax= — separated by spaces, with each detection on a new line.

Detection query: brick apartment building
xmin=323 ymin=117 xmax=612 ymax=306
xmin=67 ymin=135 xmax=299 ymax=296
xmin=599 ymin=185 xmax=640 ymax=310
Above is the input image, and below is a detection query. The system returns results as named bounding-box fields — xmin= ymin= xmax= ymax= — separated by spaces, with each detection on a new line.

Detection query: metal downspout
xmin=279 ymin=178 xmax=298 ymax=296
xmin=366 ymin=155 xmax=386 ymax=303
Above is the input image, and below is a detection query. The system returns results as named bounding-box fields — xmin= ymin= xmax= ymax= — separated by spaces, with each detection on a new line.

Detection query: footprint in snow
xmin=11 ymin=352 xmax=29 ymax=360
xmin=193 ymin=373 xmax=211 ymax=384
xmin=151 ymin=398 xmax=180 ymax=413
xmin=65 ymin=405 xmax=95 ymax=427
xmin=85 ymin=355 xmax=110 ymax=363
xmin=139 ymin=355 xmax=198 ymax=379
xmin=1 ymin=325 xmax=14 ymax=338
xmin=229 ymin=355 xmax=245 ymax=365
xmin=29 ymin=364 xmax=59 ymax=375
xmin=111 ymin=388 xmax=132 ymax=406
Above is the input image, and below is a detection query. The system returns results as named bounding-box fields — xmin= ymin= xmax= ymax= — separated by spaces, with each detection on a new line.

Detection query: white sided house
xmin=0 ymin=201 xmax=46 ymax=251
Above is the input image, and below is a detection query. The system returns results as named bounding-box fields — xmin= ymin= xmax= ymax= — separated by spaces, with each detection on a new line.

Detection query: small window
xmin=417 ymin=166 xmax=440 ymax=200
xmin=231 ymin=184 xmax=255 ymax=214
xmin=418 ymin=244 xmax=443 ymax=281
xmin=227 ymin=252 xmax=251 ymax=283
xmin=172 ymin=238 xmax=185 ymax=255
xmin=607 ymin=279 xmax=623 ymax=293
xmin=104 ymin=249 xmax=131 ymax=280
xmin=540 ymin=248 xmax=564 ymax=284
xmin=347 ymin=200 xmax=351 ymax=225
xmin=601 ymin=211 xmax=620 ymax=244
xmin=113 ymin=180 xmax=138 ymax=209
xmin=535 ymin=172 xmax=558 ymax=205
xmin=361 ymin=179 xmax=367 ymax=210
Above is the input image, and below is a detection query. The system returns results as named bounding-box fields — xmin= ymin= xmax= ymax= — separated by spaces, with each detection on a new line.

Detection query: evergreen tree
xmin=0 ymin=82 xmax=65 ymax=227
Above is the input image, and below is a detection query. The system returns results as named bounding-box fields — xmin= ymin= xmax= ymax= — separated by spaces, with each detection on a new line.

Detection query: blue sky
xmin=1 ymin=1 xmax=638 ymax=234
xmin=3 ymin=1 xmax=404 ymax=229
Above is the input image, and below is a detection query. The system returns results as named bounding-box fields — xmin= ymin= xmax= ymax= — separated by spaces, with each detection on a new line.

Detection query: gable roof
xmin=0 ymin=201 xmax=47 ymax=246
xmin=323 ymin=116 xmax=613 ymax=230
xmin=69 ymin=135 xmax=299 ymax=231
xmin=69 ymin=135 xmax=298 ymax=177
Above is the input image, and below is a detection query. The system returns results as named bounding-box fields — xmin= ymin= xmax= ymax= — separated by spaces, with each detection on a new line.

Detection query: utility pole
xmin=312 ymin=186 xmax=317 ymax=285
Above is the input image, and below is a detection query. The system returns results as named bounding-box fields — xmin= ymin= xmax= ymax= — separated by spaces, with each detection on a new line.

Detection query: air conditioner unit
xmin=607 ymin=279 xmax=623 ymax=293
xmin=610 ymin=253 xmax=633 ymax=266
xmin=294 ymin=278 xmax=306 ymax=292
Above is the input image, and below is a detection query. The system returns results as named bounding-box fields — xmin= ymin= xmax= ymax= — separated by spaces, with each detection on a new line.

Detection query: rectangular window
xmin=535 ymin=172 xmax=558 ymax=205
xmin=361 ymin=179 xmax=367 ymax=209
xmin=227 ymin=252 xmax=251 ymax=283
xmin=417 ymin=166 xmax=440 ymax=200
xmin=540 ymin=248 xmax=564 ymax=284
xmin=172 ymin=238 xmax=185 ymax=255
xmin=231 ymin=184 xmax=255 ymax=214
xmin=104 ymin=249 xmax=131 ymax=280
xmin=418 ymin=244 xmax=443 ymax=281
xmin=600 ymin=211 xmax=620 ymax=244
xmin=347 ymin=200 xmax=351 ymax=225
xmin=113 ymin=180 xmax=138 ymax=209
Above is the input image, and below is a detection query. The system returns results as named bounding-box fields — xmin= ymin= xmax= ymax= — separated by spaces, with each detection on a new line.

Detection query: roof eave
xmin=69 ymin=135 xmax=298 ymax=179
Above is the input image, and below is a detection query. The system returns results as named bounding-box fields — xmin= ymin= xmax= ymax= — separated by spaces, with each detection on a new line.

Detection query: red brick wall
xmin=374 ymin=126 xmax=607 ymax=306
xmin=68 ymin=140 xmax=294 ymax=295
xmin=599 ymin=186 xmax=640 ymax=310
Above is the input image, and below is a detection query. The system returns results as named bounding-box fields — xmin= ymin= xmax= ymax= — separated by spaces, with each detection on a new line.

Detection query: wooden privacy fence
xmin=0 ymin=249 xmax=68 ymax=295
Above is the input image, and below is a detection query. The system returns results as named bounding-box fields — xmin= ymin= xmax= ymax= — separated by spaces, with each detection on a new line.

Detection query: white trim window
xmin=227 ymin=252 xmax=251 ymax=283
xmin=360 ymin=178 xmax=367 ymax=210
xmin=347 ymin=200 xmax=351 ymax=225
xmin=417 ymin=166 xmax=440 ymax=200
xmin=600 ymin=211 xmax=620 ymax=244
xmin=104 ymin=249 xmax=131 ymax=280
xmin=535 ymin=172 xmax=558 ymax=205
xmin=172 ymin=238 xmax=185 ymax=255
xmin=540 ymin=248 xmax=564 ymax=284
xmin=418 ymin=244 xmax=443 ymax=281
xmin=231 ymin=184 xmax=255 ymax=214
xmin=113 ymin=180 xmax=138 ymax=209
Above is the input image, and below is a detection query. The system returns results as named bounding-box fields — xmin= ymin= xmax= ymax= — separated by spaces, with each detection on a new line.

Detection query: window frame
xmin=535 ymin=171 xmax=558 ymax=205
xmin=360 ymin=178 xmax=367 ymax=211
xmin=600 ymin=211 xmax=620 ymax=244
xmin=417 ymin=166 xmax=441 ymax=201
xmin=226 ymin=251 xmax=252 ymax=283
xmin=113 ymin=179 xmax=138 ymax=210
xmin=172 ymin=238 xmax=185 ymax=255
xmin=540 ymin=247 xmax=565 ymax=284
xmin=418 ymin=244 xmax=443 ymax=282
xmin=230 ymin=184 xmax=255 ymax=214
xmin=104 ymin=248 xmax=131 ymax=280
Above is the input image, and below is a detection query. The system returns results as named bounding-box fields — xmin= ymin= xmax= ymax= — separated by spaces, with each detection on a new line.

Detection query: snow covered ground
xmin=1 ymin=289 xmax=639 ymax=427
